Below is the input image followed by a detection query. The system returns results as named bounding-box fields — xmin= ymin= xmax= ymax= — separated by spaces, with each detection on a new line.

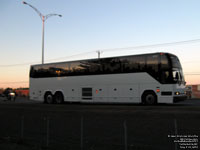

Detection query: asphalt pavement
xmin=0 ymin=97 xmax=200 ymax=150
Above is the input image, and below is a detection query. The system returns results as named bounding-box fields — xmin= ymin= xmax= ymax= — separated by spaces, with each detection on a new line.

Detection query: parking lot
xmin=0 ymin=97 xmax=200 ymax=150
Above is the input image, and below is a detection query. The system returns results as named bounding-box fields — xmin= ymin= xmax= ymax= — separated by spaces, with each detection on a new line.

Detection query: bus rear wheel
xmin=54 ymin=92 xmax=64 ymax=104
xmin=44 ymin=92 xmax=54 ymax=104
xmin=142 ymin=91 xmax=157 ymax=105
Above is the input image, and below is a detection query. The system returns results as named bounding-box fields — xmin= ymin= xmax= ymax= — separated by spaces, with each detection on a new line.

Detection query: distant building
xmin=0 ymin=88 xmax=3 ymax=95
xmin=186 ymin=85 xmax=200 ymax=99
xmin=15 ymin=88 xmax=29 ymax=97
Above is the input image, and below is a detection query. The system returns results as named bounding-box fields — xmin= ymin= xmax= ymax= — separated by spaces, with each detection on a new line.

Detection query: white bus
xmin=29 ymin=52 xmax=186 ymax=104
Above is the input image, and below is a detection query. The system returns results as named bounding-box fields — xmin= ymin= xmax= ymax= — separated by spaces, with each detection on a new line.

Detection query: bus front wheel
xmin=142 ymin=91 xmax=157 ymax=105
xmin=44 ymin=92 xmax=54 ymax=104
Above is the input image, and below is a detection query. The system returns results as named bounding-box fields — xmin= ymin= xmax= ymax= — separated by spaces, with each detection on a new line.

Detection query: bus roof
xmin=31 ymin=52 xmax=176 ymax=67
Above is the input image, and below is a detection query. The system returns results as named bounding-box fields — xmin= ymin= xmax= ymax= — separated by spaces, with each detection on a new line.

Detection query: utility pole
xmin=96 ymin=50 xmax=103 ymax=59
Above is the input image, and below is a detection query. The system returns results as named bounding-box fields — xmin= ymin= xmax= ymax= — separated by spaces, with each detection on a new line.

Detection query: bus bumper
xmin=173 ymin=95 xmax=187 ymax=103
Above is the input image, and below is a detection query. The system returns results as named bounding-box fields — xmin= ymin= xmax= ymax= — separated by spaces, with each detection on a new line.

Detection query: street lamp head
xmin=58 ymin=15 xmax=62 ymax=17
xmin=22 ymin=1 xmax=27 ymax=5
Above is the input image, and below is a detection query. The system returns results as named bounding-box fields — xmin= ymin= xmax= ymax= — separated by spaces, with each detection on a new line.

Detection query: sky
xmin=0 ymin=0 xmax=200 ymax=88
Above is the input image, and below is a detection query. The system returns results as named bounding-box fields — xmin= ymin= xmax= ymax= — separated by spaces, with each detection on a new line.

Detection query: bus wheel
xmin=142 ymin=91 xmax=157 ymax=105
xmin=54 ymin=92 xmax=64 ymax=104
xmin=44 ymin=92 xmax=54 ymax=104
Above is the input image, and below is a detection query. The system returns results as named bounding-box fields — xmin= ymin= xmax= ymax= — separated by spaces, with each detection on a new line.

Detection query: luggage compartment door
xmin=82 ymin=87 xmax=93 ymax=100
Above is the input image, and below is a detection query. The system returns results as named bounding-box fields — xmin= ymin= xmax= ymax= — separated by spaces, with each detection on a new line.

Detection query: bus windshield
xmin=170 ymin=56 xmax=185 ymax=84
xmin=172 ymin=69 xmax=184 ymax=83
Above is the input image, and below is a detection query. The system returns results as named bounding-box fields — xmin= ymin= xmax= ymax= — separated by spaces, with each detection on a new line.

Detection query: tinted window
xmin=161 ymin=54 xmax=170 ymax=70
xmin=30 ymin=66 xmax=35 ymax=78
xmin=30 ymin=54 xmax=162 ymax=78
xmin=121 ymin=55 xmax=145 ymax=72
xmin=87 ymin=60 xmax=101 ymax=74
xmin=171 ymin=56 xmax=181 ymax=68
xmin=100 ymin=58 xmax=121 ymax=74
xmin=68 ymin=62 xmax=86 ymax=76
xmin=34 ymin=65 xmax=52 ymax=77
xmin=54 ymin=63 xmax=69 ymax=77
xmin=146 ymin=54 xmax=159 ymax=72
xmin=145 ymin=54 xmax=160 ymax=81
xmin=123 ymin=57 xmax=139 ymax=72
xmin=110 ymin=58 xmax=121 ymax=73
xmin=137 ymin=56 xmax=145 ymax=71
xmin=160 ymin=70 xmax=172 ymax=84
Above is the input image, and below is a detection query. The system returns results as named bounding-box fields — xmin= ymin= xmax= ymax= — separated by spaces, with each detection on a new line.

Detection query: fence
xmin=0 ymin=113 xmax=199 ymax=150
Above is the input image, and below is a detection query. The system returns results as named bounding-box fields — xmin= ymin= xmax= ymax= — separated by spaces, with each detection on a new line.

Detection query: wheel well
xmin=141 ymin=90 xmax=157 ymax=103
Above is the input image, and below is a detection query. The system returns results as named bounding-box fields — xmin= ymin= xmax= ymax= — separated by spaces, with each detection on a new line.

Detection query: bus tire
xmin=142 ymin=91 xmax=157 ymax=105
xmin=54 ymin=92 xmax=64 ymax=104
xmin=44 ymin=92 xmax=54 ymax=104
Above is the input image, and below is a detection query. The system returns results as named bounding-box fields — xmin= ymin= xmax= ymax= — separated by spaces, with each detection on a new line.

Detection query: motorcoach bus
xmin=29 ymin=52 xmax=186 ymax=104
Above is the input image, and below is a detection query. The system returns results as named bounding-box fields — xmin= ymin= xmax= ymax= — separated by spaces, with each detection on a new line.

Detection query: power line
xmin=0 ymin=52 xmax=96 ymax=67
xmin=0 ymin=61 xmax=40 ymax=67
xmin=46 ymin=51 xmax=95 ymax=62
xmin=1 ymin=38 xmax=200 ymax=67
xmin=184 ymin=71 xmax=200 ymax=75
xmin=100 ymin=39 xmax=200 ymax=52
xmin=182 ymin=60 xmax=200 ymax=64
xmin=184 ymin=72 xmax=200 ymax=74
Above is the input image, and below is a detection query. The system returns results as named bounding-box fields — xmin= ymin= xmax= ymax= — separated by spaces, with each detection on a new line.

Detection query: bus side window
xmin=110 ymin=58 xmax=121 ymax=73
xmin=161 ymin=54 xmax=170 ymax=70
xmin=146 ymin=54 xmax=159 ymax=80
xmin=146 ymin=54 xmax=158 ymax=72
xmin=161 ymin=71 xmax=170 ymax=83
xmin=88 ymin=60 xmax=100 ymax=75
xmin=138 ymin=56 xmax=145 ymax=71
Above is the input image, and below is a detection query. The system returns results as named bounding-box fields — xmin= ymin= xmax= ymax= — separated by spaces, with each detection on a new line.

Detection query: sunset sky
xmin=1 ymin=0 xmax=200 ymax=88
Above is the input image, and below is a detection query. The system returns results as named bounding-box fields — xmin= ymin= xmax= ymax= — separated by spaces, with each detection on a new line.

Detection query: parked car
xmin=7 ymin=92 xmax=16 ymax=101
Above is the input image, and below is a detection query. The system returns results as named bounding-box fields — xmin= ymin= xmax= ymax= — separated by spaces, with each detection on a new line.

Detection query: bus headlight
xmin=175 ymin=92 xmax=180 ymax=95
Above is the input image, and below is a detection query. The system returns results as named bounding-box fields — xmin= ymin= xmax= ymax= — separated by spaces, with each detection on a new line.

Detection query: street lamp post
xmin=22 ymin=1 xmax=62 ymax=64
